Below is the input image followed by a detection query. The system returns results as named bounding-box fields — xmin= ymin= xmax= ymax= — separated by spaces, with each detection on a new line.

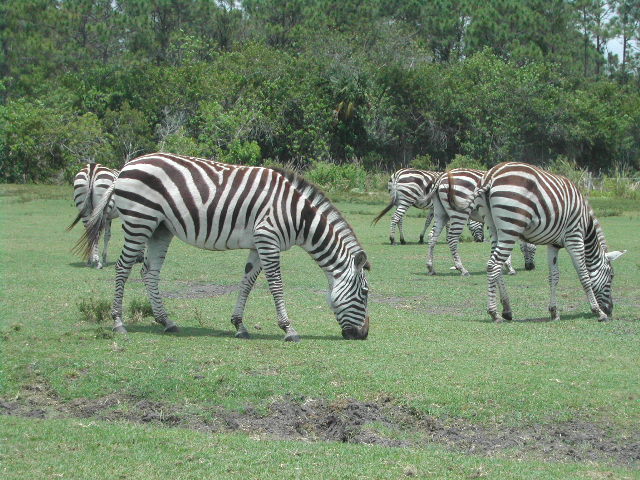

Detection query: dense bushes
xmin=1 ymin=1 xmax=639 ymax=184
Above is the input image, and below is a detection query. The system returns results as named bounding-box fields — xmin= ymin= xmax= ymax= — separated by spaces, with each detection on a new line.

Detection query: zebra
xmin=428 ymin=168 xmax=537 ymax=276
xmin=373 ymin=168 xmax=484 ymax=245
xmin=75 ymin=153 xmax=370 ymax=341
xmin=468 ymin=162 xmax=626 ymax=322
xmin=67 ymin=163 xmax=118 ymax=269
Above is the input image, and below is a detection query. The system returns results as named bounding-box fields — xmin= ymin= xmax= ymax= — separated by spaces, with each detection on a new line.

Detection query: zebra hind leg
xmin=446 ymin=217 xmax=469 ymax=276
xmin=140 ymin=224 xmax=177 ymax=333
xmin=419 ymin=210 xmax=434 ymax=244
xmin=487 ymin=243 xmax=514 ymax=322
xmin=111 ymin=225 xmax=155 ymax=333
xmin=101 ymin=220 xmax=112 ymax=268
xmin=230 ymin=250 xmax=263 ymax=339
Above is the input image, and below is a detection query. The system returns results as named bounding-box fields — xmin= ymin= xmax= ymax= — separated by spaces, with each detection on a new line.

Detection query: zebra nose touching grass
xmin=471 ymin=162 xmax=626 ymax=323
xmin=74 ymin=153 xmax=370 ymax=341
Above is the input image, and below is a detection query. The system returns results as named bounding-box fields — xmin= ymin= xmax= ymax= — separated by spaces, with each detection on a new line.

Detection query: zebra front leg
xmin=141 ymin=224 xmax=177 ymax=333
xmin=230 ymin=250 xmax=262 ymax=339
xmin=547 ymin=246 xmax=560 ymax=321
xmin=419 ymin=210 xmax=434 ymax=244
xmin=565 ymin=241 xmax=609 ymax=322
xmin=256 ymin=245 xmax=300 ymax=342
xmin=427 ymin=216 xmax=447 ymax=275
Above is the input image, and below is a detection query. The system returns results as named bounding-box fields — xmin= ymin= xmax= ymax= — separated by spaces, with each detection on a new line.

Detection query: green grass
xmin=2 ymin=416 xmax=636 ymax=480
xmin=1 ymin=184 xmax=639 ymax=478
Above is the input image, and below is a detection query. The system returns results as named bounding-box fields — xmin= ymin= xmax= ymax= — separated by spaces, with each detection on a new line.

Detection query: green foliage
xmin=410 ymin=154 xmax=439 ymax=171
xmin=446 ymin=154 xmax=486 ymax=171
xmin=224 ymin=140 xmax=262 ymax=166
xmin=1 ymin=0 xmax=639 ymax=182
xmin=547 ymin=156 xmax=593 ymax=192
xmin=305 ymin=161 xmax=367 ymax=191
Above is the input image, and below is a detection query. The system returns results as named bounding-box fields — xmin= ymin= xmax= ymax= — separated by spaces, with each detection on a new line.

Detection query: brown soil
xmin=2 ymin=380 xmax=639 ymax=466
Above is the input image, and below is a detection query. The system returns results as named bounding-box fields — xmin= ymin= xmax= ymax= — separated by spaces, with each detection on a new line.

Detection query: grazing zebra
xmin=76 ymin=153 xmax=370 ymax=341
xmin=373 ymin=168 xmax=485 ymax=245
xmin=372 ymin=168 xmax=442 ymax=245
xmin=470 ymin=162 xmax=626 ymax=322
xmin=67 ymin=163 xmax=118 ymax=269
xmin=428 ymin=168 xmax=536 ymax=276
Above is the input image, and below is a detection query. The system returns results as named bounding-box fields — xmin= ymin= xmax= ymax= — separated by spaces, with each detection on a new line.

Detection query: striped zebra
xmin=67 ymin=163 xmax=118 ymax=269
xmin=470 ymin=162 xmax=626 ymax=322
xmin=76 ymin=153 xmax=370 ymax=341
xmin=428 ymin=168 xmax=537 ymax=276
xmin=373 ymin=168 xmax=484 ymax=245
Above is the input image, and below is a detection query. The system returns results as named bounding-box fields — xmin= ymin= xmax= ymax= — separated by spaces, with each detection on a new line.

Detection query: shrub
xmin=446 ymin=154 xmax=486 ymax=171
xmin=224 ymin=140 xmax=262 ymax=166
xmin=410 ymin=154 xmax=439 ymax=171
xmin=306 ymin=161 xmax=367 ymax=191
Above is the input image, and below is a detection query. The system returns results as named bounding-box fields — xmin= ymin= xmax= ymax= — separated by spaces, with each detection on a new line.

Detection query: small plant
xmin=128 ymin=298 xmax=153 ymax=324
xmin=194 ymin=306 xmax=207 ymax=328
xmin=94 ymin=326 xmax=115 ymax=340
xmin=78 ymin=297 xmax=111 ymax=323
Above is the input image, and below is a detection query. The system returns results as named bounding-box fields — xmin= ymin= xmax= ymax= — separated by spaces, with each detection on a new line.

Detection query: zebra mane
xmin=587 ymin=204 xmax=609 ymax=253
xmin=271 ymin=167 xmax=365 ymax=255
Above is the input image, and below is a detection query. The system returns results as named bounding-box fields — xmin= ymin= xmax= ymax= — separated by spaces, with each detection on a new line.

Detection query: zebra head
xmin=520 ymin=242 xmax=537 ymax=271
xmin=593 ymin=250 xmax=627 ymax=316
xmin=329 ymin=250 xmax=370 ymax=340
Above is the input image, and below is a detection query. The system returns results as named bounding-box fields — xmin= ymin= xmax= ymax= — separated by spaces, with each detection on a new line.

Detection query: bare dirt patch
xmin=1 ymin=380 xmax=639 ymax=466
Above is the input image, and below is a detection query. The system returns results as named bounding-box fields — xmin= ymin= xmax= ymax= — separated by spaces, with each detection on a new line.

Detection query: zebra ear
xmin=606 ymin=250 xmax=627 ymax=262
xmin=354 ymin=251 xmax=370 ymax=272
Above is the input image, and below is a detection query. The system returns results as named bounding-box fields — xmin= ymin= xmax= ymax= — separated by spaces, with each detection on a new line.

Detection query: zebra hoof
xmin=113 ymin=325 xmax=128 ymax=334
xmin=461 ymin=271 xmax=470 ymax=277
xmin=164 ymin=325 xmax=179 ymax=333
xmin=284 ymin=333 xmax=301 ymax=342
xmin=427 ymin=270 xmax=436 ymax=276
xmin=400 ymin=240 xmax=406 ymax=245
xmin=235 ymin=331 xmax=251 ymax=339
xmin=502 ymin=311 xmax=513 ymax=321
xmin=418 ymin=238 xmax=424 ymax=244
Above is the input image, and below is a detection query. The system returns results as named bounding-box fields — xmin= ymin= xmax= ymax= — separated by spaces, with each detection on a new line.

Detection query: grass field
xmin=1 ymin=184 xmax=639 ymax=479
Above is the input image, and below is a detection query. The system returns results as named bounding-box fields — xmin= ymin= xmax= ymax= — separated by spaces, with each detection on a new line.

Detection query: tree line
xmin=1 ymin=0 xmax=639 ymax=183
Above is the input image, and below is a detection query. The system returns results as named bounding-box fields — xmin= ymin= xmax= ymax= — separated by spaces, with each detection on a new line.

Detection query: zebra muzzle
xmin=341 ymin=315 xmax=369 ymax=340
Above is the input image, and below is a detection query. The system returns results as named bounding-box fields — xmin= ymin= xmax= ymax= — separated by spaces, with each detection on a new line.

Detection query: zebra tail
xmin=371 ymin=202 xmax=395 ymax=226
xmin=66 ymin=171 xmax=95 ymax=231
xmin=72 ymin=182 xmax=116 ymax=261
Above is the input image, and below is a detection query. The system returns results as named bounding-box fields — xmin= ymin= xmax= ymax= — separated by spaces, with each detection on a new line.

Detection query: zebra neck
xmin=584 ymin=213 xmax=607 ymax=273
xmin=301 ymin=216 xmax=360 ymax=277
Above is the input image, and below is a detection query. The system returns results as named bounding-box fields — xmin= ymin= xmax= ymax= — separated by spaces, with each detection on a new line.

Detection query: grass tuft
xmin=78 ymin=297 xmax=111 ymax=324
xmin=128 ymin=298 xmax=153 ymax=324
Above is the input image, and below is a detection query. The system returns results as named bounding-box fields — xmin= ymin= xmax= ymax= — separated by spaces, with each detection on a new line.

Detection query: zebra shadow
xmin=124 ymin=324 xmax=343 ymax=341
xmin=410 ymin=270 xmax=485 ymax=277
xmin=512 ymin=312 xmax=598 ymax=323
xmin=68 ymin=261 xmax=118 ymax=269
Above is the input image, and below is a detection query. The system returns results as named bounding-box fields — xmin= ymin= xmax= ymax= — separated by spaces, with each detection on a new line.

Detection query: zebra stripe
xmin=477 ymin=162 xmax=625 ymax=322
xmin=78 ymin=153 xmax=370 ymax=341
xmin=429 ymin=168 xmax=536 ymax=276
xmin=68 ymin=163 xmax=118 ymax=269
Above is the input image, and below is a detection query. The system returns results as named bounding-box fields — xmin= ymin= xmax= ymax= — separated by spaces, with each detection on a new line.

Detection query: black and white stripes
xmin=78 ymin=153 xmax=370 ymax=341
xmin=477 ymin=162 xmax=626 ymax=322
xmin=68 ymin=163 xmax=118 ymax=268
